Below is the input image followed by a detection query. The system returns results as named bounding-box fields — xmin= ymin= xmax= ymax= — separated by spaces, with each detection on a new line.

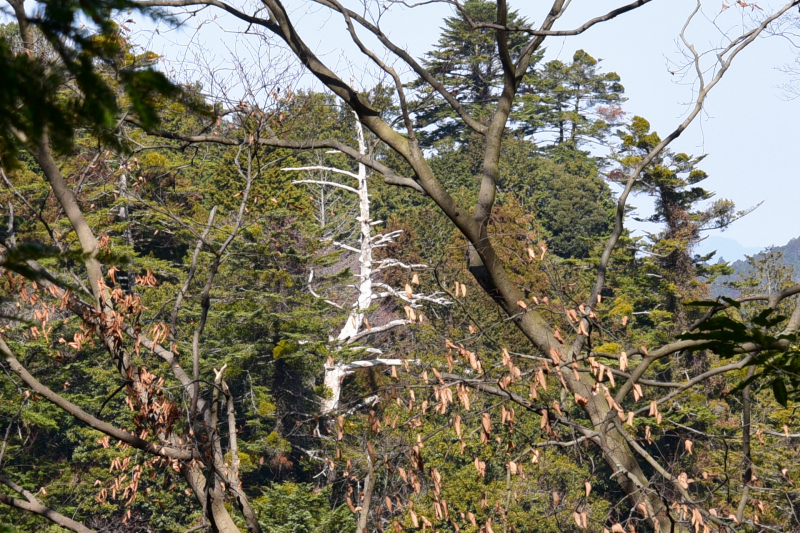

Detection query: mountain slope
xmin=710 ymin=237 xmax=800 ymax=297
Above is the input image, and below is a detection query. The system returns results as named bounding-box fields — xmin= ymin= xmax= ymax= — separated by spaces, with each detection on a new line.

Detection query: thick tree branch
xmin=284 ymin=165 xmax=359 ymax=180
xmin=290 ymin=179 xmax=360 ymax=195
xmin=344 ymin=319 xmax=410 ymax=344
xmin=126 ymin=117 xmax=424 ymax=193
xmin=312 ymin=0 xmax=489 ymax=135
xmin=322 ymin=359 xmax=417 ymax=415
xmin=472 ymin=0 xmax=564 ymax=228
xmin=631 ymin=354 xmax=754 ymax=416
xmin=617 ymin=282 xmax=800 ymax=405
xmin=687 ymin=283 xmax=800 ymax=332
xmin=0 ymin=477 xmax=96 ymax=533
xmin=457 ymin=0 xmax=653 ymax=37
xmin=32 ymin=135 xmax=106 ymax=306
xmin=0 ymin=339 xmax=198 ymax=461
xmin=323 ymin=0 xmax=416 ymax=138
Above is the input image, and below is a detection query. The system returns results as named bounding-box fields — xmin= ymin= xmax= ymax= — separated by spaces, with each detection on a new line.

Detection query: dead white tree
xmin=285 ymin=109 xmax=450 ymax=415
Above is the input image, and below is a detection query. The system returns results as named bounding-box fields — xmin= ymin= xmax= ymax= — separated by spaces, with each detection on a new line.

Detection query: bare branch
xmin=631 ymin=355 xmax=754 ymax=416
xmin=291 ymin=179 xmax=360 ymax=195
xmin=127 ymin=117 xmax=424 ymax=193
xmin=170 ymin=206 xmax=218 ymax=342
xmin=0 ymin=477 xmax=96 ymax=533
xmin=457 ymin=0 xmax=654 ymax=37
xmin=311 ymin=0 xmax=489 ymax=135
xmin=344 ymin=319 xmax=410 ymax=344
xmin=591 ymin=0 xmax=800 ymax=309
xmin=284 ymin=165 xmax=359 ymax=180
xmin=0 ymin=339 xmax=197 ymax=461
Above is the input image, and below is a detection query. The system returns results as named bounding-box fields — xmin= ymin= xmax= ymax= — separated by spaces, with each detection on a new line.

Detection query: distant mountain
xmin=709 ymin=237 xmax=800 ymax=298
xmin=697 ymin=235 xmax=762 ymax=263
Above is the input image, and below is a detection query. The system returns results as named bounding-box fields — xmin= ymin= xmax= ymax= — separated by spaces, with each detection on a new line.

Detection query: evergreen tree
xmin=0 ymin=9 xmax=179 ymax=168
xmin=3 ymin=2 xmax=800 ymax=532
xmin=615 ymin=116 xmax=740 ymax=328
xmin=516 ymin=49 xmax=626 ymax=145
xmin=410 ymin=0 xmax=533 ymax=144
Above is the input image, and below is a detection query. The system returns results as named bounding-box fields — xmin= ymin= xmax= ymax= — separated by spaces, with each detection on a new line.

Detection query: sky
xmin=534 ymin=1 xmax=800 ymax=262
xmin=132 ymin=0 xmax=800 ymax=260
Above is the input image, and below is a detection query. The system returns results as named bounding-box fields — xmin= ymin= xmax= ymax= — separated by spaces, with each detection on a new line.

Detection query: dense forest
xmin=2 ymin=1 xmax=800 ymax=532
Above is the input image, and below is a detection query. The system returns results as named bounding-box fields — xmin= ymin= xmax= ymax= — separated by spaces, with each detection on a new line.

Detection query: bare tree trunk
xmin=25 ymin=135 xmax=249 ymax=533
xmin=357 ymin=455 xmax=376 ymax=533
xmin=321 ymin=359 xmax=410 ymax=416
xmin=292 ymin=113 xmax=420 ymax=415
xmin=183 ymin=467 xmax=242 ymax=533
xmin=322 ymin=362 xmax=353 ymax=415
xmin=33 ymin=136 xmax=105 ymax=306
xmin=736 ymin=366 xmax=756 ymax=523
xmin=337 ymin=112 xmax=372 ymax=342
xmin=208 ymin=486 xmax=243 ymax=533
xmin=117 ymin=170 xmax=135 ymax=293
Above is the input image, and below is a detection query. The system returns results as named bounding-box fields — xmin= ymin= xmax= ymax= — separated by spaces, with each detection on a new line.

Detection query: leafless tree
xmin=283 ymin=107 xmax=450 ymax=423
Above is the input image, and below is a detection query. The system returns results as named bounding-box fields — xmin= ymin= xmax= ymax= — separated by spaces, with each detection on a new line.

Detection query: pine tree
xmin=410 ymin=0 xmax=532 ymax=144
xmin=517 ymin=49 xmax=626 ymax=145
xmin=615 ymin=116 xmax=741 ymax=328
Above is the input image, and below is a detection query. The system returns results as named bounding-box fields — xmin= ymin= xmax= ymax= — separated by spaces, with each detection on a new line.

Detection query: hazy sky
xmin=139 ymin=0 xmax=799 ymax=259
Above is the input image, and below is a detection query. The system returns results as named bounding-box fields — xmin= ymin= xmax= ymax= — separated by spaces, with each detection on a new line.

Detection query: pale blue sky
xmin=133 ymin=1 xmax=800 ymax=259
xmin=541 ymin=1 xmax=799 ymax=261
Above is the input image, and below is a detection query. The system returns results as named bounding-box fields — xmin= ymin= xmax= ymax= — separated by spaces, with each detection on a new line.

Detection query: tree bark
xmin=0 ymin=476 xmax=96 ymax=533
xmin=337 ymin=111 xmax=372 ymax=342
xmin=183 ymin=466 xmax=243 ymax=533
xmin=0 ymin=492 xmax=96 ymax=533
xmin=357 ymin=455 xmax=375 ymax=533
xmin=736 ymin=366 xmax=756 ymax=523
xmin=33 ymin=136 xmax=105 ymax=306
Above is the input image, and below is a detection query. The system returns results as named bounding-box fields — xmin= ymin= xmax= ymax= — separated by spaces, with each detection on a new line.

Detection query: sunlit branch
xmin=0 ymin=477 xmax=96 ymax=533
xmin=591 ymin=0 xmax=800 ymax=313
xmin=0 ymin=340 xmax=198 ymax=461
xmin=452 ymin=0 xmax=653 ymax=37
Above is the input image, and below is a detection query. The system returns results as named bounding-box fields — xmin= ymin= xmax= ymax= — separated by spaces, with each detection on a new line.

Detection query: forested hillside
xmin=712 ymin=238 xmax=800 ymax=298
xmin=2 ymin=1 xmax=800 ymax=533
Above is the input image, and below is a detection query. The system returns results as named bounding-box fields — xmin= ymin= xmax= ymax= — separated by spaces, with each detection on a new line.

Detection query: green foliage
xmin=0 ymin=15 xmax=183 ymax=167
xmin=507 ymin=145 xmax=613 ymax=258
xmin=679 ymin=250 xmax=800 ymax=405
xmin=411 ymin=0 xmax=534 ymax=143
xmin=253 ymin=484 xmax=355 ymax=533
xmin=2 ymin=7 xmax=799 ymax=533
xmin=517 ymin=49 xmax=626 ymax=144
xmin=609 ymin=116 xmax=747 ymax=329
